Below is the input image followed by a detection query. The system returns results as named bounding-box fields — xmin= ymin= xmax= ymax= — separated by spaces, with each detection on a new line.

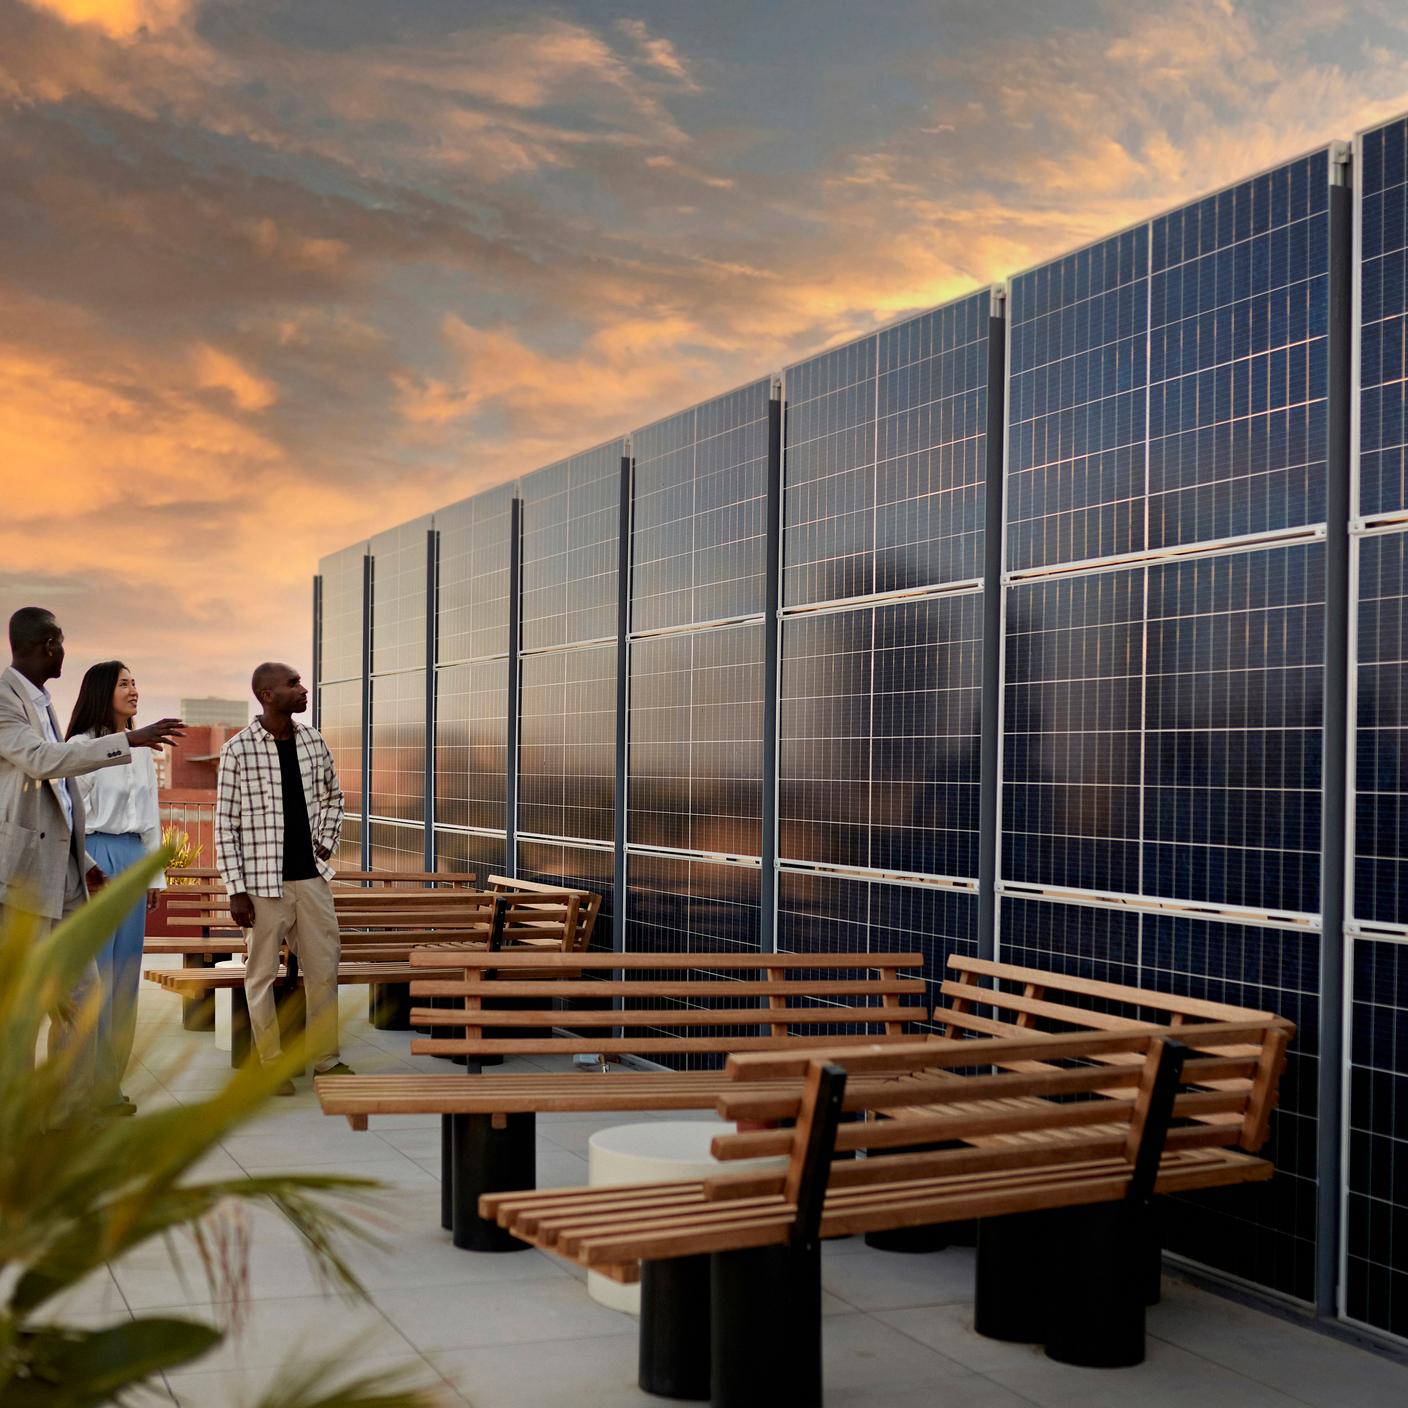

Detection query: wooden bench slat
xmin=407 ymin=1003 xmax=925 ymax=1029
xmin=407 ymin=950 xmax=924 ymax=971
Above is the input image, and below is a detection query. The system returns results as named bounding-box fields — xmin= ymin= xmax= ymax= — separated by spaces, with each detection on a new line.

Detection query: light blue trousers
xmin=87 ymin=832 xmax=149 ymax=1106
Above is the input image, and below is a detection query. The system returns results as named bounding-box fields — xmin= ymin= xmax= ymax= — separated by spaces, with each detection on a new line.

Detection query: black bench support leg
xmin=710 ymin=1244 xmax=821 ymax=1408
xmin=230 ymin=985 xmax=252 ymax=1069
xmin=974 ymin=1210 xmax=1058 ymax=1343
xmin=370 ymin=982 xmax=412 ymax=1031
xmin=1044 ymin=1201 xmax=1149 ymax=1368
xmin=441 ymin=1115 xmax=453 ymax=1231
xmin=449 ymin=1112 xmax=535 ymax=1252
xmin=638 ymin=1255 xmax=711 ymax=1401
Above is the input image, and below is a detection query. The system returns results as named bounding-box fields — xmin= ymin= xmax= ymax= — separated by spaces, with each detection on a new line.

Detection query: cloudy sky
xmin=4 ymin=0 xmax=1408 ymax=724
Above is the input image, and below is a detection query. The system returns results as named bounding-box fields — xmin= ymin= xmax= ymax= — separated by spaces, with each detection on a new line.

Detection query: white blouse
xmin=73 ymin=732 xmax=166 ymax=890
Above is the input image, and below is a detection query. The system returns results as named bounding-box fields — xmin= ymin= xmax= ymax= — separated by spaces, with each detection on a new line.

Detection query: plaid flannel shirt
xmin=215 ymin=719 xmax=344 ymax=898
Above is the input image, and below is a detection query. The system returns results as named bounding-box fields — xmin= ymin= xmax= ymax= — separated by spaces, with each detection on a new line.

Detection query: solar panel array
xmin=309 ymin=126 xmax=1408 ymax=1344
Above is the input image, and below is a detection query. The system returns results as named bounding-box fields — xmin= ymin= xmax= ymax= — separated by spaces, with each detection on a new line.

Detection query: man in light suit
xmin=0 ymin=606 xmax=183 ymax=1119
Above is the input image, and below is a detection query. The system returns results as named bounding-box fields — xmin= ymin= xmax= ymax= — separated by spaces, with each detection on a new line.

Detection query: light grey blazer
xmin=0 ymin=666 xmax=132 ymax=919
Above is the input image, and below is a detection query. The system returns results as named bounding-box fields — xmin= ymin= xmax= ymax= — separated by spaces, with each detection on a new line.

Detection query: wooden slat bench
xmin=315 ymin=948 xmax=928 ymax=1249
xmin=485 ymin=1018 xmax=1288 ymax=1404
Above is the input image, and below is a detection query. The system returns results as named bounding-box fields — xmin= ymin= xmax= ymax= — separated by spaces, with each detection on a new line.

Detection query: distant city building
xmin=180 ymin=696 xmax=248 ymax=727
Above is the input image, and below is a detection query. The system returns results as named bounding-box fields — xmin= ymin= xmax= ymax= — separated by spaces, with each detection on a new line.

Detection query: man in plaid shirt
xmin=215 ymin=662 xmax=352 ymax=1092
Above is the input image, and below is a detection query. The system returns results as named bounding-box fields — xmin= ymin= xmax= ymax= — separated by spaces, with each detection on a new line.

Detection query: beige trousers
xmin=245 ymin=877 xmax=341 ymax=1071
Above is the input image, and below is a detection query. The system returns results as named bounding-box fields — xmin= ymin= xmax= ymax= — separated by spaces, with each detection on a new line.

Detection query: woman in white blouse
xmin=67 ymin=661 xmax=165 ymax=1115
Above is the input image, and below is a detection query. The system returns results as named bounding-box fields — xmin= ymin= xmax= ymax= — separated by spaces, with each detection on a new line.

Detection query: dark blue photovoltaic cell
xmin=1355 ymin=531 xmax=1408 ymax=926
xmin=318 ymin=544 xmax=366 ymax=685
xmin=518 ymin=839 xmax=614 ymax=950
xmin=1346 ymin=938 xmax=1408 ymax=1338
xmin=632 ymin=380 xmax=770 ymax=631
xmin=435 ymin=659 xmax=507 ymax=832
xmin=776 ymin=871 xmax=977 ymax=1012
xmin=437 ymin=484 xmax=515 ymax=666
xmin=999 ymin=897 xmax=1320 ymax=1301
xmin=1002 ymin=569 xmax=1145 ymax=895
xmin=518 ymin=645 xmax=615 ymax=844
xmin=1007 ymin=227 xmax=1148 ymax=570
xmin=625 ymin=855 xmax=761 ymax=953
xmin=1144 ymin=542 xmax=1325 ymax=914
xmin=628 ymin=623 xmax=763 ymax=855
xmin=368 ymin=668 xmax=425 ymax=824
xmin=779 ymin=594 xmax=982 ymax=877
xmin=1361 ymin=117 xmax=1408 ymax=518
xmin=1149 ymin=152 xmax=1330 ymax=547
xmin=370 ymin=518 xmax=429 ymax=676
xmin=520 ymin=444 xmax=622 ymax=650
xmin=784 ymin=292 xmax=990 ymax=607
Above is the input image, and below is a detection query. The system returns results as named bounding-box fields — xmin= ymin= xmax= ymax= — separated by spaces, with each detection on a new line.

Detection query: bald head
xmin=250 ymin=662 xmax=309 ymax=722
xmin=251 ymin=661 xmax=290 ymax=699
xmin=9 ymin=606 xmax=64 ymax=685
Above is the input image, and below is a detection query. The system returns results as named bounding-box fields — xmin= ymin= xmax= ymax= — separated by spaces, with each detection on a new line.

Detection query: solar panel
xmin=779 ymin=594 xmax=983 ymax=878
xmin=370 ymin=518 xmax=430 ymax=675
xmin=520 ymin=443 xmax=623 ymax=650
xmin=628 ymin=623 xmax=764 ymax=855
xmin=433 ymin=827 xmax=506 ymax=881
xmin=632 ymin=379 xmax=770 ymax=632
xmin=368 ymin=668 xmax=425 ymax=824
xmin=1360 ymin=116 xmax=1408 ymax=519
xmin=437 ymin=484 xmax=515 ymax=666
xmin=334 ymin=815 xmax=361 ymax=871
xmin=368 ymin=819 xmax=424 ymax=872
xmin=435 ymin=659 xmax=508 ymax=832
xmin=625 ymin=854 xmax=762 ymax=952
xmin=1346 ymin=936 xmax=1408 ymax=1338
xmin=518 ymin=644 xmax=616 ymax=844
xmin=317 ymin=679 xmax=362 ymax=815
xmin=1007 ymin=227 xmax=1149 ymax=571
xmin=317 ymin=544 xmax=366 ymax=685
xmin=783 ymin=292 xmax=992 ymax=607
xmin=517 ymin=839 xmax=615 ymax=949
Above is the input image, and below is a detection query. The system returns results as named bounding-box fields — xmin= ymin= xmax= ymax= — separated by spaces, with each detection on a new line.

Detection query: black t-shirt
xmin=276 ymin=735 xmax=319 ymax=881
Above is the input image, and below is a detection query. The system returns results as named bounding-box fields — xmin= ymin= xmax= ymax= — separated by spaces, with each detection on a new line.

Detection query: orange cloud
xmin=23 ymin=0 xmax=191 ymax=39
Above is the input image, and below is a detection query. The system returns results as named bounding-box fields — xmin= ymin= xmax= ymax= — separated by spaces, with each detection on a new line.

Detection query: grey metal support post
xmin=759 ymin=386 xmax=784 ymax=954
xmin=311 ymin=575 xmax=322 ymax=729
xmin=1315 ymin=165 xmax=1352 ymax=1320
xmin=505 ymin=499 xmax=522 ymax=877
xmin=613 ymin=452 xmax=632 ymax=952
xmin=424 ymin=528 xmax=439 ymax=872
xmin=360 ymin=553 xmax=373 ymax=872
xmin=977 ymin=294 xmax=1007 ymax=961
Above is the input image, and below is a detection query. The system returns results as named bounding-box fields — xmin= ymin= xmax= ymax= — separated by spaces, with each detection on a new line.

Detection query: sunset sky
xmin=5 ymin=0 xmax=1408 ymax=724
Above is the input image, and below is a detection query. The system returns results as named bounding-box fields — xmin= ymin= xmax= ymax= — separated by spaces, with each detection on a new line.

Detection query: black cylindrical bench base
xmin=638 ymin=1256 xmax=711 ymax=1401
xmin=711 ymin=1244 xmax=821 ymax=1408
xmin=441 ymin=1115 xmax=454 ymax=1231
xmin=369 ymin=982 xmax=413 ymax=1031
xmin=449 ymin=1111 xmax=536 ymax=1252
xmin=1044 ymin=1202 xmax=1148 ymax=1368
xmin=864 ymin=1224 xmax=950 ymax=1254
xmin=974 ymin=1210 xmax=1057 ymax=1343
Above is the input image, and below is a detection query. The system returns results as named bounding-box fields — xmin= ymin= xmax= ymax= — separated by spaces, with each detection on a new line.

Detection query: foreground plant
xmin=0 ymin=850 xmax=444 ymax=1407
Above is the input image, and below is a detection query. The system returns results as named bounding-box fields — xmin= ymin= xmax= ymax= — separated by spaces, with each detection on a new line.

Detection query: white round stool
xmin=212 ymin=960 xmax=245 ymax=1051
xmin=585 ymin=1121 xmax=789 ymax=1314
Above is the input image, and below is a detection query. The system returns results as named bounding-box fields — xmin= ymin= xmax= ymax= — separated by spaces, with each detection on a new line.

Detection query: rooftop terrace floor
xmin=82 ymin=967 xmax=1408 ymax=1407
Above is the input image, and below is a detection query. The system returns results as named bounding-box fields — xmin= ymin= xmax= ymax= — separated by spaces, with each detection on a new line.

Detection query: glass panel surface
xmin=437 ymin=484 xmax=515 ymax=666
xmin=435 ymin=660 xmax=508 ymax=832
xmin=370 ymin=518 xmax=430 ymax=676
xmin=368 ymin=669 xmax=425 ymax=824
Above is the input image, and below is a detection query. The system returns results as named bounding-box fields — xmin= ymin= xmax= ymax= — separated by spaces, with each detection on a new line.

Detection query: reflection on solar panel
xmin=334 ymin=815 xmax=361 ymax=871
xmin=784 ymin=293 xmax=991 ymax=607
xmin=433 ymin=827 xmax=506 ymax=881
xmin=1356 ymin=533 xmax=1408 ymax=926
xmin=780 ymin=595 xmax=983 ymax=877
xmin=368 ymin=819 xmax=423 ymax=872
xmin=318 ymin=679 xmax=362 ymax=814
xmin=435 ymin=660 xmax=507 ymax=832
xmin=626 ymin=854 xmax=761 ymax=952
xmin=518 ymin=645 xmax=616 ymax=843
xmin=1149 ymin=153 xmax=1330 ymax=547
xmin=368 ymin=668 xmax=425 ymax=824
xmin=1360 ymin=117 xmax=1408 ymax=519
xmin=1000 ymin=895 xmax=1320 ymax=1301
xmin=370 ymin=519 xmax=429 ymax=675
xmin=628 ymin=623 xmax=763 ymax=855
xmin=1007 ymin=227 xmax=1148 ymax=571
xmin=1346 ymin=937 xmax=1408 ymax=1337
xmin=518 ymin=839 xmax=615 ymax=949
xmin=317 ymin=545 xmax=366 ymax=685
xmin=632 ymin=380 xmax=770 ymax=631
xmin=437 ymin=484 xmax=515 ymax=666
xmin=776 ymin=870 xmax=977 ymax=1012
xmin=520 ymin=443 xmax=622 ymax=649
xmin=1004 ymin=543 xmax=1325 ymax=913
